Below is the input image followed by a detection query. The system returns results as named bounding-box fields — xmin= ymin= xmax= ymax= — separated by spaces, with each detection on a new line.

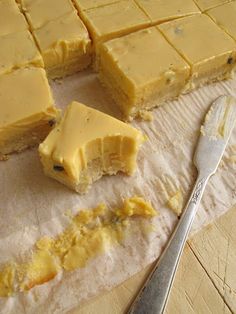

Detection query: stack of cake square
xmin=0 ymin=0 xmax=59 ymax=158
xmin=20 ymin=0 xmax=92 ymax=78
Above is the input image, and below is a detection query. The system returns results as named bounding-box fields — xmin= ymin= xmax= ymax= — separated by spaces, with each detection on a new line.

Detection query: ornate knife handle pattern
xmin=191 ymin=178 xmax=206 ymax=205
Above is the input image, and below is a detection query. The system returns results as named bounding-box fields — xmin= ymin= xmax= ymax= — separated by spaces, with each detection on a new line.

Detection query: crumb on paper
xmin=166 ymin=190 xmax=184 ymax=217
xmin=138 ymin=110 xmax=153 ymax=122
xmin=0 ymin=154 xmax=9 ymax=161
xmin=0 ymin=197 xmax=158 ymax=297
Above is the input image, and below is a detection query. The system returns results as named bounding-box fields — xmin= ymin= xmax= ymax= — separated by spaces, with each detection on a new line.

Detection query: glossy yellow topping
xmin=193 ymin=0 xmax=232 ymax=11
xmin=136 ymin=0 xmax=200 ymax=24
xmin=99 ymin=27 xmax=190 ymax=118
xmin=0 ymin=68 xmax=56 ymax=128
xmin=74 ymin=0 xmax=119 ymax=11
xmin=159 ymin=15 xmax=236 ymax=66
xmin=0 ymin=68 xmax=59 ymax=151
xmin=206 ymin=1 xmax=236 ymax=41
xmin=0 ymin=197 xmax=157 ymax=296
xmin=22 ymin=0 xmax=75 ymax=29
xmin=0 ymin=0 xmax=28 ymax=36
xmin=33 ymin=11 xmax=91 ymax=72
xmin=159 ymin=14 xmax=236 ymax=89
xmin=81 ymin=0 xmax=151 ymax=47
xmin=39 ymin=101 xmax=144 ymax=192
xmin=0 ymin=30 xmax=43 ymax=76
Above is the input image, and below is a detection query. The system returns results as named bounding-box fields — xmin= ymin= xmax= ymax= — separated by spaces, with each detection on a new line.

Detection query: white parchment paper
xmin=0 ymin=70 xmax=235 ymax=314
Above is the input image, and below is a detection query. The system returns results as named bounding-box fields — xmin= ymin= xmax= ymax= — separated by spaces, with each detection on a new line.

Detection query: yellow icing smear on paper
xmin=167 ymin=189 xmax=184 ymax=216
xmin=0 ymin=265 xmax=15 ymax=297
xmin=0 ymin=197 xmax=157 ymax=297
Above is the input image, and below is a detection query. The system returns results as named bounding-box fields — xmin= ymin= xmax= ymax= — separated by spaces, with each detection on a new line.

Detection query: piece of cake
xmin=158 ymin=14 xmax=236 ymax=91
xmin=39 ymin=101 xmax=144 ymax=194
xmin=73 ymin=0 xmax=120 ymax=11
xmin=80 ymin=0 xmax=151 ymax=65
xmin=21 ymin=0 xmax=75 ymax=30
xmin=135 ymin=0 xmax=200 ymax=25
xmin=0 ymin=30 xmax=44 ymax=76
xmin=206 ymin=1 xmax=236 ymax=41
xmin=99 ymin=27 xmax=190 ymax=119
xmin=0 ymin=68 xmax=60 ymax=158
xmin=33 ymin=11 xmax=92 ymax=79
xmin=193 ymin=0 xmax=233 ymax=11
xmin=0 ymin=0 xmax=28 ymax=37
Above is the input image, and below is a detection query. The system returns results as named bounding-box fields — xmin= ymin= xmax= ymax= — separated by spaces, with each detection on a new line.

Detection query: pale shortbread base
xmin=183 ymin=66 xmax=234 ymax=93
xmin=0 ymin=119 xmax=56 ymax=160
xmin=47 ymin=54 xmax=92 ymax=79
xmin=42 ymin=156 xmax=131 ymax=194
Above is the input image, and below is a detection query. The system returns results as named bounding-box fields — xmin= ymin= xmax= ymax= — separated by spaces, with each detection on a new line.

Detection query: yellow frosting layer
xmin=0 ymin=30 xmax=43 ymax=76
xmin=159 ymin=14 xmax=236 ymax=90
xmin=81 ymin=0 xmax=151 ymax=49
xmin=193 ymin=0 xmax=233 ymax=11
xmin=99 ymin=27 xmax=190 ymax=118
xmin=206 ymin=1 xmax=236 ymax=41
xmin=74 ymin=0 xmax=120 ymax=11
xmin=33 ymin=11 xmax=91 ymax=74
xmin=0 ymin=68 xmax=59 ymax=150
xmin=136 ymin=0 xmax=200 ymax=24
xmin=22 ymin=0 xmax=75 ymax=29
xmin=0 ymin=0 xmax=28 ymax=36
xmin=0 ymin=197 xmax=157 ymax=296
xmin=39 ymin=101 xmax=144 ymax=192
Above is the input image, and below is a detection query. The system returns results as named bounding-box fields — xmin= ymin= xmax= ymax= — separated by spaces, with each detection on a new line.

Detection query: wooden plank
xmin=69 ymin=265 xmax=153 ymax=314
xmin=165 ymin=244 xmax=231 ymax=314
xmin=189 ymin=206 xmax=236 ymax=313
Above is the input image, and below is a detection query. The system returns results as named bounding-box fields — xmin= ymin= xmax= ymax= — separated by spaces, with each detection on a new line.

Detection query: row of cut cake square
xmin=75 ymin=0 xmax=202 ymax=68
xmin=99 ymin=14 xmax=236 ymax=119
xmin=4 ymin=0 xmax=234 ymax=80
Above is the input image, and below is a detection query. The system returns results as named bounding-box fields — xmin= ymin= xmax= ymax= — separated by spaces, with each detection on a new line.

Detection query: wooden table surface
xmin=71 ymin=206 xmax=236 ymax=314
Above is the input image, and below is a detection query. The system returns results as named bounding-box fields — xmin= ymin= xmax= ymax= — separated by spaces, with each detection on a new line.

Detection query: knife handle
xmin=128 ymin=174 xmax=209 ymax=314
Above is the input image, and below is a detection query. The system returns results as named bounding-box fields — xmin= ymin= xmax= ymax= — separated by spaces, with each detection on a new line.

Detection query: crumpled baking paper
xmin=0 ymin=70 xmax=235 ymax=314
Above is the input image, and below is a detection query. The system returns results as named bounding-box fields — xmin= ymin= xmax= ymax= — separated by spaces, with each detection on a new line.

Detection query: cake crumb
xmin=167 ymin=190 xmax=184 ymax=216
xmin=138 ymin=110 xmax=153 ymax=122
xmin=0 ymin=154 xmax=9 ymax=161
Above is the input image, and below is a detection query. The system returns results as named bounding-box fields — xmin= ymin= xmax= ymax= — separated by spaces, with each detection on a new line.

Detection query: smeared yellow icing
xmin=0 ymin=265 xmax=15 ymax=297
xmin=0 ymin=197 xmax=157 ymax=297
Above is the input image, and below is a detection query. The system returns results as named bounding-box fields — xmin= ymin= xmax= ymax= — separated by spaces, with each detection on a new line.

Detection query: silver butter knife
xmin=129 ymin=95 xmax=236 ymax=314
